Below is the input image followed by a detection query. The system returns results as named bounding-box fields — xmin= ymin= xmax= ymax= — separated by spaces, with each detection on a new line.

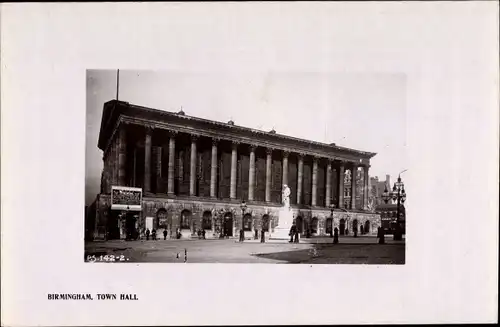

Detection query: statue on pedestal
xmin=282 ymin=184 xmax=291 ymax=210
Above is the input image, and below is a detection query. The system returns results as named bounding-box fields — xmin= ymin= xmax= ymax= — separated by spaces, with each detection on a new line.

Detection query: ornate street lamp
xmin=382 ymin=174 xmax=407 ymax=241
xmin=217 ymin=208 xmax=226 ymax=239
xmin=329 ymin=204 xmax=335 ymax=236
xmin=240 ymin=201 xmax=247 ymax=242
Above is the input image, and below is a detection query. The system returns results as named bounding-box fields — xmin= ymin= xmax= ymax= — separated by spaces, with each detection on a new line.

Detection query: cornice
xmin=118 ymin=115 xmax=365 ymax=163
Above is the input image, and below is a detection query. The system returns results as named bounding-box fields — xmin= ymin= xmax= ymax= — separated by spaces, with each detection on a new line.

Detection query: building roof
xmin=98 ymin=100 xmax=377 ymax=160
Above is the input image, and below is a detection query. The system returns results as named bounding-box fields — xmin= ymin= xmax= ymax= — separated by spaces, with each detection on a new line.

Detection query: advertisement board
xmin=111 ymin=186 xmax=142 ymax=211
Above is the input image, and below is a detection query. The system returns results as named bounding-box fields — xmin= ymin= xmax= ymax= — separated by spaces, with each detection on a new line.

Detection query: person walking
xmin=289 ymin=224 xmax=296 ymax=243
xmin=163 ymin=229 xmax=168 ymax=240
xmin=151 ymin=229 xmax=157 ymax=241
xmin=260 ymin=230 xmax=265 ymax=243
xmin=333 ymin=227 xmax=339 ymax=244
xmin=202 ymin=229 xmax=206 ymax=240
xmin=239 ymin=229 xmax=245 ymax=242
xmin=377 ymin=227 xmax=385 ymax=244
xmin=294 ymin=227 xmax=299 ymax=243
xmin=145 ymin=228 xmax=150 ymax=241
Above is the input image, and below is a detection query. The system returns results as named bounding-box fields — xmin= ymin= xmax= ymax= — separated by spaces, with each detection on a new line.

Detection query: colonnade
xmin=114 ymin=126 xmax=370 ymax=210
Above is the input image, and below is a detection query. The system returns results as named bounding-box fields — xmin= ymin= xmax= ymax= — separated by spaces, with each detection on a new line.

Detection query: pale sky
xmin=86 ymin=70 xmax=407 ymax=205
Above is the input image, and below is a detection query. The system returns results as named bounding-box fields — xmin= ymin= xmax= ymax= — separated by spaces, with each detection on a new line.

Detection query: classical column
xmin=338 ymin=161 xmax=345 ymax=208
xmin=167 ymin=132 xmax=176 ymax=195
xmin=265 ymin=148 xmax=272 ymax=202
xmin=363 ymin=165 xmax=370 ymax=210
xmin=282 ymin=151 xmax=289 ymax=186
xmin=155 ymin=146 xmax=162 ymax=192
xmin=248 ymin=144 xmax=256 ymax=201
xmin=351 ymin=164 xmax=357 ymax=210
xmin=297 ymin=153 xmax=304 ymax=205
xmin=144 ymin=126 xmax=152 ymax=193
xmin=210 ymin=138 xmax=218 ymax=198
xmin=189 ymin=135 xmax=198 ymax=196
xmin=325 ymin=159 xmax=332 ymax=207
xmin=311 ymin=156 xmax=318 ymax=206
xmin=230 ymin=141 xmax=239 ymax=199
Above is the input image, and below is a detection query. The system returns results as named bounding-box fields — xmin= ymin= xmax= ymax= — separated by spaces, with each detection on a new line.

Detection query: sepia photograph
xmin=2 ymin=2 xmax=497 ymax=325
xmin=84 ymin=70 xmax=407 ymax=264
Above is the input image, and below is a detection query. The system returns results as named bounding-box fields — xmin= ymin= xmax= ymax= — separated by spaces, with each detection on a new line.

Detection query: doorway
xmin=364 ymin=221 xmax=370 ymax=234
xmin=125 ymin=212 xmax=138 ymax=240
xmin=106 ymin=210 xmax=120 ymax=240
xmin=339 ymin=218 xmax=345 ymax=235
xmin=224 ymin=213 xmax=233 ymax=237
xmin=326 ymin=218 xmax=333 ymax=235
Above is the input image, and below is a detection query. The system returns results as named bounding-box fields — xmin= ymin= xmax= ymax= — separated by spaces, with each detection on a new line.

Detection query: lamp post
xmin=329 ymin=204 xmax=335 ymax=236
xmin=240 ymin=201 xmax=247 ymax=242
xmin=382 ymin=174 xmax=407 ymax=241
xmin=218 ymin=209 xmax=225 ymax=239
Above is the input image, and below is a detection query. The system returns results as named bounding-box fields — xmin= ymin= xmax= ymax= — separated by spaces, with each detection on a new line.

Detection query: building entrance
xmin=107 ymin=211 xmax=120 ymax=240
xmin=224 ymin=214 xmax=233 ymax=237
xmin=125 ymin=212 xmax=138 ymax=240
xmin=339 ymin=219 xmax=346 ymax=235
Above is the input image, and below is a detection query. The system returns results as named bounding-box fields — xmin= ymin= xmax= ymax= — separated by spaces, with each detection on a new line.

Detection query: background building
xmin=87 ymin=100 xmax=382 ymax=240
xmin=369 ymin=175 xmax=391 ymax=207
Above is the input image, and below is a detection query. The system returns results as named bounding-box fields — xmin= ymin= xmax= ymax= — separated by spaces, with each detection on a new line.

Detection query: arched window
xmin=311 ymin=217 xmax=319 ymax=234
xmin=202 ymin=211 xmax=212 ymax=230
xmin=364 ymin=220 xmax=370 ymax=233
xmin=243 ymin=214 xmax=252 ymax=231
xmin=180 ymin=210 xmax=191 ymax=230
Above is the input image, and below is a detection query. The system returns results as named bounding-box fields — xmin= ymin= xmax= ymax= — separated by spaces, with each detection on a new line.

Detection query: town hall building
xmin=87 ymin=100 xmax=381 ymax=240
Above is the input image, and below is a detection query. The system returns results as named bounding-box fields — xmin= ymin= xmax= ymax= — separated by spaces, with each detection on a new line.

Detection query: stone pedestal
xmin=270 ymin=207 xmax=294 ymax=240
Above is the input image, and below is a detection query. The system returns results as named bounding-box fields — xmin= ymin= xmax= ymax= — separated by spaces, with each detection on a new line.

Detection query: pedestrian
xmin=294 ymin=228 xmax=299 ymax=243
xmin=377 ymin=227 xmax=385 ymax=244
xmin=239 ymin=229 xmax=244 ymax=242
xmin=151 ymin=229 xmax=157 ymax=241
xmin=354 ymin=227 xmax=358 ymax=238
xmin=333 ymin=227 xmax=339 ymax=244
xmin=145 ymin=228 xmax=150 ymax=241
xmin=254 ymin=229 xmax=258 ymax=240
xmin=202 ymin=229 xmax=206 ymax=239
xmin=260 ymin=230 xmax=265 ymax=243
xmin=163 ymin=229 xmax=168 ymax=240
xmin=289 ymin=224 xmax=296 ymax=243
xmin=360 ymin=225 xmax=364 ymax=235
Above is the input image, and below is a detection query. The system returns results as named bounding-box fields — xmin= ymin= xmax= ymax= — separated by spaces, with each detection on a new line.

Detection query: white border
xmin=1 ymin=2 xmax=498 ymax=325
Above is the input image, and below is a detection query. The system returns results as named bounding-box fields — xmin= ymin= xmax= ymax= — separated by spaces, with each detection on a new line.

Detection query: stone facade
xmin=92 ymin=194 xmax=381 ymax=239
xmin=89 ymin=100 xmax=380 ymax=240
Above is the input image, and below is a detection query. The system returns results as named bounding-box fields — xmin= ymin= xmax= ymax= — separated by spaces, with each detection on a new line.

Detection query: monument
xmin=270 ymin=184 xmax=295 ymax=240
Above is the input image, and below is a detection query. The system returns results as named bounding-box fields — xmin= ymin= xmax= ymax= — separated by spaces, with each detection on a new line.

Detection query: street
xmin=85 ymin=236 xmax=405 ymax=264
